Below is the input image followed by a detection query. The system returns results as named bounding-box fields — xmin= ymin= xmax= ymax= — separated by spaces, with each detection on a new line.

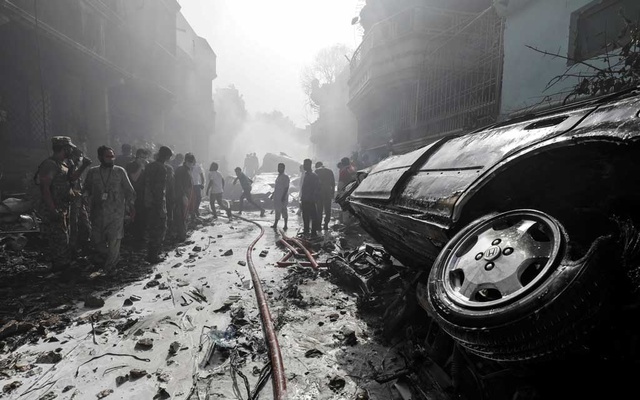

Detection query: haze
xmin=179 ymin=0 xmax=361 ymax=126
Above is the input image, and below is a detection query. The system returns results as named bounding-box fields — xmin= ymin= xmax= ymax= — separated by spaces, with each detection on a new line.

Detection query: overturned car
xmin=339 ymin=89 xmax=640 ymax=371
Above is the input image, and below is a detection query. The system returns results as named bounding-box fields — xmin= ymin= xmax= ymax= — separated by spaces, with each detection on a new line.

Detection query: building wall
xmin=499 ymin=0 xmax=638 ymax=115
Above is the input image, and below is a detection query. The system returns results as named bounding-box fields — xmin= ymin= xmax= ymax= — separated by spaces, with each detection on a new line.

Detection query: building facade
xmin=349 ymin=0 xmax=504 ymax=160
xmin=0 ymin=0 xmax=216 ymax=191
xmin=497 ymin=0 xmax=640 ymax=116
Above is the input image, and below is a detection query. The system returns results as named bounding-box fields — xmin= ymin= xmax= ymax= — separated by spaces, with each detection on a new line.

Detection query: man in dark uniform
xmin=36 ymin=136 xmax=76 ymax=270
xmin=314 ymin=161 xmax=335 ymax=231
xmin=144 ymin=146 xmax=173 ymax=263
xmin=300 ymin=159 xmax=320 ymax=236
xmin=68 ymin=147 xmax=93 ymax=253
xmin=173 ymin=153 xmax=194 ymax=242
xmin=126 ymin=148 xmax=150 ymax=244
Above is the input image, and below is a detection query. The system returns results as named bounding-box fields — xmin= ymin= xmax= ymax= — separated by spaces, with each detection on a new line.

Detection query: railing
xmin=350 ymin=6 xmax=478 ymax=72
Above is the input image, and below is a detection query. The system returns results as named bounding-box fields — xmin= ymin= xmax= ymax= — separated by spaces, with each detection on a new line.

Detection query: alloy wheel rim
xmin=442 ymin=211 xmax=562 ymax=309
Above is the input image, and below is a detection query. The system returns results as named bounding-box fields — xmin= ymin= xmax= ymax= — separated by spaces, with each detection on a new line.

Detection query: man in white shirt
xmin=206 ymin=162 xmax=231 ymax=220
xmin=271 ymin=163 xmax=290 ymax=230
xmin=190 ymin=160 xmax=205 ymax=218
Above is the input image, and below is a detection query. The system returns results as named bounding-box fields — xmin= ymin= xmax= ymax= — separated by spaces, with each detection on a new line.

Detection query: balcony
xmin=349 ymin=6 xmax=478 ymax=102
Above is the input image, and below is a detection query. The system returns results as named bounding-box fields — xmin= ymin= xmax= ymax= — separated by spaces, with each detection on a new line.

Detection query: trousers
xmin=301 ymin=200 xmax=319 ymax=234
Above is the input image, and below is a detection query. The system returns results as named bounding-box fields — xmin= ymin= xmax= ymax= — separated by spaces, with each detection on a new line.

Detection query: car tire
xmin=426 ymin=209 xmax=615 ymax=362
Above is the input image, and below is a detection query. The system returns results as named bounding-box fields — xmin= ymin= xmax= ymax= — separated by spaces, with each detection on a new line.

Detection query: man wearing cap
xmin=84 ymin=146 xmax=136 ymax=273
xmin=68 ymin=147 xmax=93 ymax=252
xmin=314 ymin=161 xmax=335 ymax=231
xmin=126 ymin=148 xmax=151 ymax=244
xmin=36 ymin=136 xmax=77 ymax=270
xmin=144 ymin=146 xmax=173 ymax=263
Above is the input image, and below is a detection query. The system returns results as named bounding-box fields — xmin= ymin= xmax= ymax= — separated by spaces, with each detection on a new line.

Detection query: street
xmin=0 ymin=204 xmax=410 ymax=400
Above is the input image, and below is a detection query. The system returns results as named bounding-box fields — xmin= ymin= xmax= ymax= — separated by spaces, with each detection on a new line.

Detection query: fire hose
xmin=235 ymin=215 xmax=287 ymax=399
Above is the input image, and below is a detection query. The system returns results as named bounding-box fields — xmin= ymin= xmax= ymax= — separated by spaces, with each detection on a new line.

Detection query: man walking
xmin=233 ymin=167 xmax=265 ymax=217
xmin=126 ymin=148 xmax=150 ymax=243
xmin=207 ymin=162 xmax=231 ymax=221
xmin=36 ymin=136 xmax=76 ymax=271
xmin=314 ymin=161 xmax=335 ymax=231
xmin=174 ymin=153 xmax=194 ymax=242
xmin=190 ymin=159 xmax=205 ymax=218
xmin=300 ymin=159 xmax=320 ymax=236
xmin=84 ymin=146 xmax=135 ymax=273
xmin=144 ymin=146 xmax=173 ymax=263
xmin=271 ymin=162 xmax=290 ymax=230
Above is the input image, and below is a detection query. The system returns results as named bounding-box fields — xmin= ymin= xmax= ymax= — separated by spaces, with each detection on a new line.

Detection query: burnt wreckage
xmin=339 ymin=89 xmax=640 ymax=397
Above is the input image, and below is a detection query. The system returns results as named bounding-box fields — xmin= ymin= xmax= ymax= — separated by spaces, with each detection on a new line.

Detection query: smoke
xmin=227 ymin=114 xmax=310 ymax=172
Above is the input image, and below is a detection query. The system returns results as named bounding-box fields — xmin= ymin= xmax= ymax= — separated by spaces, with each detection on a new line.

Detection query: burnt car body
xmin=339 ymin=89 xmax=640 ymax=397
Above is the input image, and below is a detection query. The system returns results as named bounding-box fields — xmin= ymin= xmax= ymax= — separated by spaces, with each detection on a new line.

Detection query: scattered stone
xmin=0 ymin=321 xmax=34 ymax=340
xmin=144 ymin=280 xmax=160 ymax=289
xmin=356 ymin=390 xmax=370 ymax=400
xmin=168 ymin=341 xmax=180 ymax=357
xmin=217 ymin=234 xmax=223 ymax=238
xmin=341 ymin=328 xmax=358 ymax=346
xmin=45 ymin=336 xmax=60 ymax=343
xmin=84 ymin=296 xmax=105 ymax=308
xmin=123 ymin=298 xmax=134 ymax=307
xmin=318 ymin=322 xmax=324 ymax=327
xmin=129 ymin=368 xmax=147 ymax=380
xmin=171 ymin=263 xmax=182 ymax=268
xmin=130 ymin=295 xmax=142 ymax=302
xmin=159 ymin=283 xmax=169 ymax=290
xmin=193 ymin=246 xmax=202 ymax=252
xmin=135 ymin=338 xmax=154 ymax=350
xmin=36 ymin=351 xmax=62 ymax=364
xmin=259 ymin=250 xmax=269 ymax=257
xmin=328 ymin=376 xmax=346 ymax=393
xmin=62 ymin=386 xmax=74 ymax=393
xmin=153 ymin=388 xmax=170 ymax=400
xmin=39 ymin=391 xmax=57 ymax=400
xmin=304 ymin=349 xmax=323 ymax=358
xmin=223 ymin=249 xmax=233 ymax=256
xmin=115 ymin=375 xmax=128 ymax=386
xmin=51 ymin=304 xmax=73 ymax=314
xmin=2 ymin=381 xmax=22 ymax=393
xmin=328 ymin=313 xmax=340 ymax=322
xmin=97 ymin=389 xmax=114 ymax=398
xmin=157 ymin=371 xmax=171 ymax=382
xmin=237 ymin=261 xmax=246 ymax=266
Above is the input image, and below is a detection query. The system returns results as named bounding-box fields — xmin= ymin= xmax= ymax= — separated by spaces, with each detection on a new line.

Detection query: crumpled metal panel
xmin=397 ymin=170 xmax=481 ymax=219
xmin=419 ymin=107 xmax=595 ymax=171
xmin=351 ymin=142 xmax=440 ymax=201
xmin=569 ymin=97 xmax=640 ymax=140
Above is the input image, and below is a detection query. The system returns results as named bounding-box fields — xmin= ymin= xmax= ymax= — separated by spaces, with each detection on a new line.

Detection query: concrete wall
xmin=500 ymin=0 xmax=603 ymax=115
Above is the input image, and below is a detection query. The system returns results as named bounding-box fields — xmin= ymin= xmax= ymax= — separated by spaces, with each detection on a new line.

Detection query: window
xmin=569 ymin=0 xmax=640 ymax=64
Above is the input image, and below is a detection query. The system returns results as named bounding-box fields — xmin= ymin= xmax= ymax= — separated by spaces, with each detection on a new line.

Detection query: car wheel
xmin=426 ymin=209 xmax=615 ymax=362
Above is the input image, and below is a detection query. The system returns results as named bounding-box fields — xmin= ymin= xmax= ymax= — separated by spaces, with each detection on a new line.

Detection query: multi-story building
xmin=349 ymin=0 xmax=504 ymax=160
xmin=0 ymin=0 xmax=215 ymax=191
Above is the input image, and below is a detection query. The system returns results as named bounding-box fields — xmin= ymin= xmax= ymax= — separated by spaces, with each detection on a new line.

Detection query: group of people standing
xmin=36 ymin=138 xmax=215 ymax=275
xmin=36 ymin=136 xmax=360 ymax=274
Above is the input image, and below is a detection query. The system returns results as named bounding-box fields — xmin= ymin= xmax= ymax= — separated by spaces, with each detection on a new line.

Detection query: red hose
xmin=279 ymin=229 xmax=319 ymax=270
xmin=236 ymin=216 xmax=287 ymax=399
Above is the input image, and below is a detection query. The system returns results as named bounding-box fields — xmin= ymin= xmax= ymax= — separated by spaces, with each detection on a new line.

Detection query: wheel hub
xmin=442 ymin=210 xmax=562 ymax=309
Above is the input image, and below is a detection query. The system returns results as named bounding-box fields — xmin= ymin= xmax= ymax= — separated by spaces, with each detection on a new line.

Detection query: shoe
xmin=323 ymin=223 xmax=329 ymax=231
xmin=283 ymin=224 xmax=288 ymax=231
xmin=260 ymin=210 xmax=266 ymax=217
xmin=271 ymin=224 xmax=277 ymax=229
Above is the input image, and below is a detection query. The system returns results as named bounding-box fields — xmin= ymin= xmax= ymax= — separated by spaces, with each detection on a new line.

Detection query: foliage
xmin=300 ymin=44 xmax=352 ymax=115
xmin=530 ymin=13 xmax=640 ymax=105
